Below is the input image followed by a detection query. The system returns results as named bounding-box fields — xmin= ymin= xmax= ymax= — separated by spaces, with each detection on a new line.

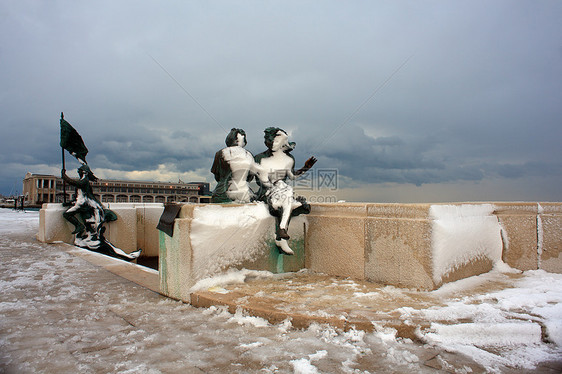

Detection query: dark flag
xmin=60 ymin=113 xmax=88 ymax=164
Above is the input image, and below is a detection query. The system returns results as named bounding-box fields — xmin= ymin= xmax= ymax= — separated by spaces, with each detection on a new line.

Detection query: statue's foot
xmin=275 ymin=239 xmax=294 ymax=255
xmin=276 ymin=228 xmax=290 ymax=240
xmin=126 ymin=249 xmax=142 ymax=260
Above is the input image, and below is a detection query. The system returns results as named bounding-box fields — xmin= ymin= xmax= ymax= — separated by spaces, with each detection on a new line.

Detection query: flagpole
xmin=61 ymin=112 xmax=67 ymax=205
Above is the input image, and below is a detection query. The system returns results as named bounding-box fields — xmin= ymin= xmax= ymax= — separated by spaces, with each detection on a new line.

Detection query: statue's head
xmin=225 ymin=128 xmax=247 ymax=147
xmin=78 ymin=164 xmax=98 ymax=181
xmin=264 ymin=127 xmax=296 ymax=152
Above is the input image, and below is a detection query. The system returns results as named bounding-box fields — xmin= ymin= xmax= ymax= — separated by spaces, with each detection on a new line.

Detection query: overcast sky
xmin=1 ymin=1 xmax=561 ymax=202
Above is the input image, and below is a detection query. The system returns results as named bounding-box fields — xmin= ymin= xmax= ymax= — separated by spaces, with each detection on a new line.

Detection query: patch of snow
xmin=412 ymin=269 xmax=562 ymax=371
xmin=277 ymin=318 xmax=293 ymax=333
xmin=190 ymin=203 xmax=274 ymax=281
xmin=0 ymin=208 xmax=39 ymax=234
xmin=290 ymin=358 xmax=320 ymax=374
xmin=537 ymin=213 xmax=544 ymax=261
xmin=238 ymin=341 xmax=264 ymax=349
xmin=538 ymin=202 xmax=544 ymax=214
xmin=190 ymin=268 xmax=275 ymax=292
xmin=492 ymin=260 xmax=521 ymax=273
xmin=430 ymin=204 xmax=503 ymax=283
xmin=425 ymin=322 xmax=542 ymax=347
xmin=308 ymin=350 xmax=328 ymax=361
xmin=229 ymin=308 xmax=270 ymax=328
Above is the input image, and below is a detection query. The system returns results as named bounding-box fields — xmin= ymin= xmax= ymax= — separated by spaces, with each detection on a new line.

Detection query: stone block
xmin=365 ymin=217 xmax=434 ymax=289
xmin=135 ymin=204 xmax=165 ymax=257
xmin=367 ymin=203 xmax=431 ymax=219
xmin=309 ymin=203 xmax=368 ymax=217
xmin=306 ymin=213 xmax=365 ymax=280
xmin=37 ymin=203 xmax=74 ymax=244
xmin=158 ymin=203 xmax=307 ymax=302
xmin=365 ymin=204 xmax=505 ymax=290
xmin=539 ymin=203 xmax=562 ymax=273
xmin=494 ymin=203 xmax=538 ymax=271
xmin=159 ymin=217 xmax=193 ymax=301
xmin=178 ymin=203 xmax=199 ymax=218
xmin=103 ymin=205 xmax=138 ymax=254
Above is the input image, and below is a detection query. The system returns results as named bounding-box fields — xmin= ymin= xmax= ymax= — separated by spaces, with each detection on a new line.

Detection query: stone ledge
xmin=38 ymin=201 xmax=562 ymax=296
xmin=63 ymin=243 xmax=160 ymax=293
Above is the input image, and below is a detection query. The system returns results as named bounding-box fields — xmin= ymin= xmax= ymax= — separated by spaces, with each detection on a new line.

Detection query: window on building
xmin=102 ymin=195 xmax=115 ymax=203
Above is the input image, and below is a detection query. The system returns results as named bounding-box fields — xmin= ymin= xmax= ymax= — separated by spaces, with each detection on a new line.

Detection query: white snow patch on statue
xmin=221 ymin=145 xmax=255 ymax=202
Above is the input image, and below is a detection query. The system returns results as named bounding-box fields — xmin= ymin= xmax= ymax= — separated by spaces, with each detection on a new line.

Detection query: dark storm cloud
xmin=300 ymin=125 xmax=481 ymax=186
xmin=1 ymin=0 xmax=561 ymax=201
xmin=89 ymin=128 xmax=220 ymax=173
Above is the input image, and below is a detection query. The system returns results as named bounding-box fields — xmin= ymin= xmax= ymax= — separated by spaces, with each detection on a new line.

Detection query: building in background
xmin=23 ymin=172 xmax=211 ymax=206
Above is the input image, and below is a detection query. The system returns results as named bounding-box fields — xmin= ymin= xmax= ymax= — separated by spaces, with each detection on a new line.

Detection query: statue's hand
xmin=303 ymin=157 xmax=317 ymax=169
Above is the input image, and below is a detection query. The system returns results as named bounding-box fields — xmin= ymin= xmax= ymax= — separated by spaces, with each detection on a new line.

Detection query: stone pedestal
xmin=158 ymin=203 xmax=306 ymax=302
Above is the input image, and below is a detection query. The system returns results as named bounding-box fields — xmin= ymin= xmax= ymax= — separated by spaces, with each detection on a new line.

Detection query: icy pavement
xmin=1 ymin=208 xmax=561 ymax=373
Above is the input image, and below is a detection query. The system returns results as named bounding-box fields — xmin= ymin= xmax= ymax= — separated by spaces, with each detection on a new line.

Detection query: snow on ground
xmin=397 ymin=263 xmax=562 ymax=372
xmin=1 ymin=208 xmax=561 ymax=373
xmin=0 ymin=208 xmax=41 ymax=235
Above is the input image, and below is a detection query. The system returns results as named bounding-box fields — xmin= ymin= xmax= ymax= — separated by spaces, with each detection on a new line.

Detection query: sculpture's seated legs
xmin=63 ymin=211 xmax=85 ymax=235
xmin=280 ymin=199 xmax=303 ymax=229
xmin=266 ymin=183 xmax=311 ymax=255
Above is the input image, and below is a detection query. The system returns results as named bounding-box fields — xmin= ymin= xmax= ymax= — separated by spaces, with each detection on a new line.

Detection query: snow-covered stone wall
xmin=38 ymin=201 xmax=561 ymax=296
xmin=308 ymin=202 xmax=561 ymax=290
xmin=159 ymin=203 xmax=306 ymax=301
xmin=190 ymin=204 xmax=274 ymax=281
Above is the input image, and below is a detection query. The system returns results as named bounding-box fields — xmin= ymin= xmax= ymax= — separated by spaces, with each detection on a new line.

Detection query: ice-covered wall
xmin=430 ymin=204 xmax=503 ymax=284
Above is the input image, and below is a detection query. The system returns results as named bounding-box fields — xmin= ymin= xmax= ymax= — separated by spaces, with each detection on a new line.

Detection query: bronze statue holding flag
xmin=59 ymin=113 xmax=141 ymax=261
